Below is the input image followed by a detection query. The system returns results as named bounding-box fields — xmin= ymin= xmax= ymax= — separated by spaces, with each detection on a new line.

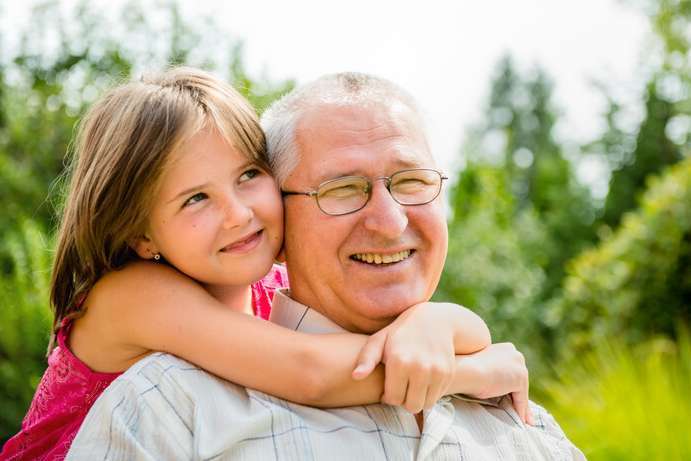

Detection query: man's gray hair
xmin=260 ymin=72 xmax=424 ymax=186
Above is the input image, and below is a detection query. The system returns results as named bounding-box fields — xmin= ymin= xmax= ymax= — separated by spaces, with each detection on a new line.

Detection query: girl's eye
xmin=183 ymin=192 xmax=207 ymax=207
xmin=239 ymin=168 xmax=263 ymax=182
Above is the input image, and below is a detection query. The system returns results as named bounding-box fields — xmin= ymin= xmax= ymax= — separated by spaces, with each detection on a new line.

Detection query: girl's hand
xmin=455 ymin=342 xmax=534 ymax=425
xmin=351 ymin=302 xmax=468 ymax=414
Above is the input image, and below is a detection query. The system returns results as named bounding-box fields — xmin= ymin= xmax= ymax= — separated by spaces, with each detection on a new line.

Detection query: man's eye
xmin=239 ymin=168 xmax=262 ymax=182
xmin=320 ymin=184 xmax=363 ymax=199
xmin=392 ymin=178 xmax=427 ymax=192
xmin=183 ymin=192 xmax=207 ymax=207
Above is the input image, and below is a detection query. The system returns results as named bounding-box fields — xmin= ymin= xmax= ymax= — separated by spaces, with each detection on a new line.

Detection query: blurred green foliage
xmin=0 ymin=221 xmax=53 ymax=435
xmin=0 ymin=0 xmax=689 ymax=455
xmin=436 ymin=57 xmax=599 ymax=373
xmin=601 ymin=81 xmax=683 ymax=227
xmin=544 ymin=332 xmax=691 ymax=460
xmin=438 ymin=0 xmax=690 ymax=369
xmin=551 ymin=156 xmax=691 ymax=360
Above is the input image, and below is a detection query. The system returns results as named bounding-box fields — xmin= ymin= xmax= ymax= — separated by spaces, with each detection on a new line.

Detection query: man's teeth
xmin=352 ymin=250 xmax=412 ymax=264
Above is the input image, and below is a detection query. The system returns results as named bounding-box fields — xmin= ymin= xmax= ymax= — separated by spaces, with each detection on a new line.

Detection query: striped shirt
xmin=67 ymin=289 xmax=585 ymax=460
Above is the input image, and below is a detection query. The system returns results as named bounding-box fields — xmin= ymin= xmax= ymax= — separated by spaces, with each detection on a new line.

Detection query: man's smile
xmin=350 ymin=249 xmax=415 ymax=265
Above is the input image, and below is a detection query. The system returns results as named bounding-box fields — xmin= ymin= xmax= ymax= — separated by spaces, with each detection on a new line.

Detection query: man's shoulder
xmin=120 ymin=352 xmax=198 ymax=380
xmin=446 ymin=395 xmax=585 ymax=460
xmin=68 ymin=354 xmax=215 ymax=460
xmin=113 ymin=352 xmax=228 ymax=396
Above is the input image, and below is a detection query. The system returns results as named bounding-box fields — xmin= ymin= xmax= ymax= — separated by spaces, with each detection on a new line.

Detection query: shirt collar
xmin=269 ymin=289 xmax=347 ymax=334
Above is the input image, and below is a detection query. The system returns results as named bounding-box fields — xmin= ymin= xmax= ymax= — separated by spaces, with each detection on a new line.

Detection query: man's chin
xmin=346 ymin=289 xmax=429 ymax=331
xmin=349 ymin=316 xmax=397 ymax=335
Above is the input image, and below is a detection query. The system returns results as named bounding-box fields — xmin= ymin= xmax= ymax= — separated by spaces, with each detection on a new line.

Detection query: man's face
xmin=282 ymin=103 xmax=448 ymax=333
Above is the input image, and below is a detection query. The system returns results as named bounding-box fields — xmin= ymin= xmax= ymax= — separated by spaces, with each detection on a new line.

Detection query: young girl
xmin=1 ymin=67 xmax=530 ymax=460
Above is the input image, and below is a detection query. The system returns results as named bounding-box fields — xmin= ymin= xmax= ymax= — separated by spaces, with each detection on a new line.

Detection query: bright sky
xmin=3 ymin=0 xmax=652 ymax=178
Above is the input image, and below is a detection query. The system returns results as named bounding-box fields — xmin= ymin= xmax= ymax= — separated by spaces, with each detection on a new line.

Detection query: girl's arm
xmin=312 ymin=302 xmax=531 ymax=423
xmin=348 ymin=301 xmax=491 ymax=410
xmin=71 ymin=261 xmax=527 ymax=420
xmin=451 ymin=342 xmax=533 ymax=425
xmin=72 ymin=261 xmax=367 ymax=405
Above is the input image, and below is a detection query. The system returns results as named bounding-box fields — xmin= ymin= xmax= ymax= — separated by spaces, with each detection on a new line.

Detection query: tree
xmin=551 ymin=156 xmax=691 ymax=361
xmin=602 ymin=81 xmax=683 ymax=226
xmin=438 ymin=58 xmax=597 ymax=368
xmin=599 ymin=0 xmax=690 ymax=226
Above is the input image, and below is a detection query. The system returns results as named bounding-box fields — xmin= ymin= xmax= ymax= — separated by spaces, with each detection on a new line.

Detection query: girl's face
xmin=139 ymin=127 xmax=283 ymax=290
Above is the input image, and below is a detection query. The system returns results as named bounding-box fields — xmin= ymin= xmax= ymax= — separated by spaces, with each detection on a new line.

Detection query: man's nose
xmin=361 ymin=181 xmax=408 ymax=238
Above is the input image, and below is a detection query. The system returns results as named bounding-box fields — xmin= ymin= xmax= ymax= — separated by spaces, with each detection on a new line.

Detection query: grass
xmin=541 ymin=330 xmax=691 ymax=460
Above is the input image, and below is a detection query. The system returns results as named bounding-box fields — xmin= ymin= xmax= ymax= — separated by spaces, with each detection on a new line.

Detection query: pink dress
xmin=1 ymin=264 xmax=288 ymax=460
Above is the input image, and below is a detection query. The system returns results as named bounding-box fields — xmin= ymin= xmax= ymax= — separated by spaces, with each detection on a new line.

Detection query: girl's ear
xmin=129 ymin=235 xmax=159 ymax=260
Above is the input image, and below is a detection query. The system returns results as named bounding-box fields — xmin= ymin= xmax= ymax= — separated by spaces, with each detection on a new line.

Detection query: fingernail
xmin=352 ymin=363 xmax=369 ymax=378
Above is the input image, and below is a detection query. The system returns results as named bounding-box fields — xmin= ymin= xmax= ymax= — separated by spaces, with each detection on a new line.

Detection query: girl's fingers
xmin=382 ymin=362 xmax=408 ymax=406
xmin=527 ymin=403 xmax=536 ymax=426
xmin=511 ymin=390 xmax=529 ymax=425
xmin=352 ymin=330 xmax=387 ymax=380
xmin=402 ymin=373 xmax=426 ymax=414
xmin=422 ymin=377 xmax=444 ymax=411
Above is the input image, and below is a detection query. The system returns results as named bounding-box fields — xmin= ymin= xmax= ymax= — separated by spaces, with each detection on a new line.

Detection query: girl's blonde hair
xmin=49 ymin=67 xmax=267 ymax=350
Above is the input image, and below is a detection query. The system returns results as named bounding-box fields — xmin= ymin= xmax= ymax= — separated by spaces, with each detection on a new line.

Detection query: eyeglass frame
xmin=281 ymin=168 xmax=448 ymax=216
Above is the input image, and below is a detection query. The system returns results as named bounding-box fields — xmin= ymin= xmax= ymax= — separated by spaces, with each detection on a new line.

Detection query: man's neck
xmin=286 ymin=286 xmax=392 ymax=334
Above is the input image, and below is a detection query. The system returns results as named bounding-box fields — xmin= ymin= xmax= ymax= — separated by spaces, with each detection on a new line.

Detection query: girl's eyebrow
xmin=165 ymin=161 xmax=256 ymax=204
xmin=236 ymin=160 xmax=256 ymax=171
xmin=168 ymin=183 xmax=210 ymax=204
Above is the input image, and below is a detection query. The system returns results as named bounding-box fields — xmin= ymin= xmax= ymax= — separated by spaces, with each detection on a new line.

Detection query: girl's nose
xmin=222 ymin=197 xmax=254 ymax=229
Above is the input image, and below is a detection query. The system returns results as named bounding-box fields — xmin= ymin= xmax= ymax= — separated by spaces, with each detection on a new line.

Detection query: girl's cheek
xmin=172 ymin=211 xmax=212 ymax=235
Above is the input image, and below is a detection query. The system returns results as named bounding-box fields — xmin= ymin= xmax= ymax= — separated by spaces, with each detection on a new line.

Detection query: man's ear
xmin=128 ymin=235 xmax=159 ymax=260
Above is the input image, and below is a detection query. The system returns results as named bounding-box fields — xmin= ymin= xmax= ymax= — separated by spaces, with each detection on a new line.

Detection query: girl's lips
xmin=221 ymin=230 xmax=263 ymax=253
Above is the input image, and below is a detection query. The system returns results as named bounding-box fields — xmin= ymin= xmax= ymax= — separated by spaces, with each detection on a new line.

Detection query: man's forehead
xmin=291 ymin=103 xmax=434 ymax=184
xmin=312 ymin=153 xmax=430 ymax=182
xmin=297 ymin=102 xmax=419 ymax=137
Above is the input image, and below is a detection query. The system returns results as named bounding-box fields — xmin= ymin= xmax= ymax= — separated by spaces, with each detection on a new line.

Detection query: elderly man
xmin=67 ymin=73 xmax=584 ymax=460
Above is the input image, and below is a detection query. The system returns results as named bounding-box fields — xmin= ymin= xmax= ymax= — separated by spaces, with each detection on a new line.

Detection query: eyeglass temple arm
xmin=281 ymin=190 xmax=318 ymax=197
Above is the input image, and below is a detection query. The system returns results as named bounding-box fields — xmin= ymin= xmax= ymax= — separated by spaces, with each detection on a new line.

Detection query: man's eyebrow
xmin=317 ymin=158 xmax=425 ymax=182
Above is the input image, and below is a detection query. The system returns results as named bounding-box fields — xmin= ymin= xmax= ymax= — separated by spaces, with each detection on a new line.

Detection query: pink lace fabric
xmin=1 ymin=264 xmax=289 ymax=460
xmin=252 ymin=264 xmax=288 ymax=321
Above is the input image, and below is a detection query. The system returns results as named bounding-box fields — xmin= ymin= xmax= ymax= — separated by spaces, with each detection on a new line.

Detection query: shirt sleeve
xmin=66 ymin=355 xmax=195 ymax=461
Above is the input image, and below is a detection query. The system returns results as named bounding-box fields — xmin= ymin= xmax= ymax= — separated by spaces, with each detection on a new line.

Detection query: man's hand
xmin=351 ymin=302 xmax=483 ymax=414
xmin=455 ymin=342 xmax=534 ymax=425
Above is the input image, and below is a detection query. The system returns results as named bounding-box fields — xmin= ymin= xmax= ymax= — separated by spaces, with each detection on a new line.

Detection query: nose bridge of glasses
xmin=373 ymin=175 xmax=393 ymax=194
xmin=368 ymin=176 xmax=402 ymax=208
xmin=361 ymin=176 xmax=409 ymax=235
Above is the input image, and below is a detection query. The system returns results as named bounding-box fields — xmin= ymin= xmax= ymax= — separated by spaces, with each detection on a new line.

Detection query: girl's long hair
xmin=48 ymin=67 xmax=268 ymax=351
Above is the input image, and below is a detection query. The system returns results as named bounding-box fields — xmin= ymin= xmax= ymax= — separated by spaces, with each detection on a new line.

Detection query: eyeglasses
xmin=281 ymin=168 xmax=448 ymax=216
